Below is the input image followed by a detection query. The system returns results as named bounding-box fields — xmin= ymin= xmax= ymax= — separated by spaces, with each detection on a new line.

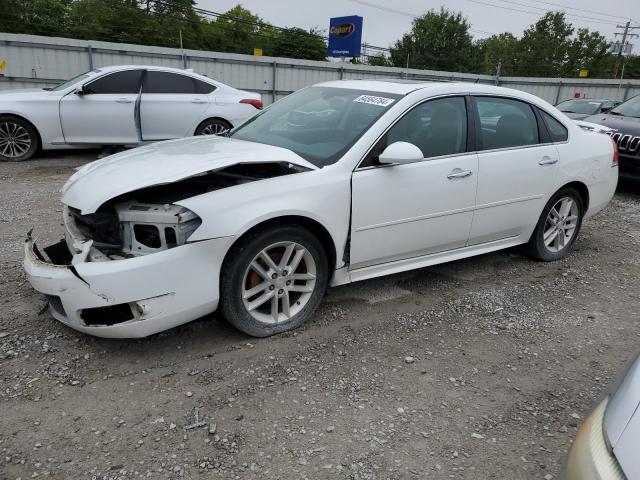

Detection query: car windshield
xmin=556 ymin=99 xmax=601 ymax=115
xmin=230 ymin=86 xmax=403 ymax=167
xmin=610 ymin=95 xmax=640 ymax=118
xmin=49 ymin=70 xmax=98 ymax=91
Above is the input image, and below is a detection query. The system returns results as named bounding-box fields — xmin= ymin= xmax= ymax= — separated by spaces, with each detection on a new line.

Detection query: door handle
xmin=191 ymin=99 xmax=207 ymax=104
xmin=539 ymin=156 xmax=558 ymax=165
xmin=115 ymin=98 xmax=133 ymax=104
xmin=447 ymin=169 xmax=473 ymax=179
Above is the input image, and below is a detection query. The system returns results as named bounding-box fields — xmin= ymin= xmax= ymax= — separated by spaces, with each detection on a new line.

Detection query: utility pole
xmin=179 ymin=29 xmax=187 ymax=69
xmin=613 ymin=21 xmax=639 ymax=78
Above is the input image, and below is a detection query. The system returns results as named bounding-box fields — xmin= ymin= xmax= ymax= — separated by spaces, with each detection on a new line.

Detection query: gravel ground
xmin=1 ymin=152 xmax=639 ymax=480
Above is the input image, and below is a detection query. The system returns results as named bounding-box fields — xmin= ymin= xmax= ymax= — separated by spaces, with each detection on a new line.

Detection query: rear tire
xmin=195 ymin=118 xmax=232 ymax=136
xmin=0 ymin=115 xmax=39 ymax=162
xmin=526 ymin=187 xmax=584 ymax=261
xmin=219 ymin=225 xmax=329 ymax=337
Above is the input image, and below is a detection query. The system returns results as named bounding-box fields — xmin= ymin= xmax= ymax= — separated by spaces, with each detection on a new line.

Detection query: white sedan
xmin=23 ymin=80 xmax=618 ymax=338
xmin=0 ymin=65 xmax=262 ymax=161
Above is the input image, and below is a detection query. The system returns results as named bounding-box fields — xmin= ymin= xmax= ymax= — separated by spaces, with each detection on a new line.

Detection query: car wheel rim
xmin=543 ymin=196 xmax=579 ymax=253
xmin=0 ymin=121 xmax=31 ymax=158
xmin=200 ymin=122 xmax=228 ymax=135
xmin=241 ymin=241 xmax=317 ymax=325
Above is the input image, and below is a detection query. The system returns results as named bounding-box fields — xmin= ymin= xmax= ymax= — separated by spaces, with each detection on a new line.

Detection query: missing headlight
xmin=117 ymin=201 xmax=201 ymax=255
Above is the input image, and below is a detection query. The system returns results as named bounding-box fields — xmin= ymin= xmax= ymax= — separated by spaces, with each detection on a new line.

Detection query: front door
xmin=468 ymin=96 xmax=560 ymax=245
xmin=59 ymin=69 xmax=143 ymax=144
xmin=140 ymin=70 xmax=211 ymax=140
xmin=350 ymin=96 xmax=478 ymax=268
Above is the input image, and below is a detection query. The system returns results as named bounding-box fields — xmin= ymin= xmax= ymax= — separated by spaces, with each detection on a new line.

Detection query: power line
xmin=464 ymin=0 xmax=624 ymax=27
xmin=486 ymin=0 xmax=630 ymax=26
xmin=150 ymin=0 xmax=393 ymax=53
xmin=345 ymin=0 xmax=496 ymax=37
xmin=506 ymin=0 xmax=637 ymax=22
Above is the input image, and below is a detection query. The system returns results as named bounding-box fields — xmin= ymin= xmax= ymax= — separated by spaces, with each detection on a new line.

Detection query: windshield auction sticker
xmin=353 ymin=95 xmax=396 ymax=107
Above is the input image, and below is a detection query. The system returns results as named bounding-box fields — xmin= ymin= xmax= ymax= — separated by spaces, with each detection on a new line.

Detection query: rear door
xmin=140 ymin=71 xmax=212 ymax=140
xmin=468 ymin=96 xmax=560 ymax=245
xmin=60 ymin=69 xmax=143 ymax=144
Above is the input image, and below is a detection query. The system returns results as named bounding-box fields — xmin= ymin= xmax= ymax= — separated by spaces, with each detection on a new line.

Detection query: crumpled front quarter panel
xmin=177 ymin=167 xmax=351 ymax=269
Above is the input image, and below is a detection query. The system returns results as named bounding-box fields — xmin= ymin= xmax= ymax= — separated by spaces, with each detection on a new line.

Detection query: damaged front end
xmin=23 ymin=159 xmax=309 ymax=337
xmin=63 ymin=161 xmax=304 ymax=260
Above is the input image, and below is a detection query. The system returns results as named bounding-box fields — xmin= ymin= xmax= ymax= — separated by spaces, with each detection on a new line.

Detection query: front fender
xmin=177 ymin=168 xmax=351 ymax=267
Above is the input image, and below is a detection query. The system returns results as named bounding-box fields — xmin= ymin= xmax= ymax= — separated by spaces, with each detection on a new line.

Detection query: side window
xmin=143 ymin=71 xmax=197 ymax=94
xmin=380 ymin=96 xmax=468 ymax=160
xmin=84 ymin=70 xmax=143 ymax=94
xmin=193 ymin=78 xmax=216 ymax=94
xmin=540 ymin=111 xmax=568 ymax=142
xmin=475 ymin=97 xmax=539 ymax=150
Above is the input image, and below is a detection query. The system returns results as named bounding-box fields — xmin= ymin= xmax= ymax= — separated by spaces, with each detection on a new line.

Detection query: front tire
xmin=195 ymin=118 xmax=232 ymax=136
xmin=219 ymin=225 xmax=329 ymax=337
xmin=526 ymin=187 xmax=584 ymax=261
xmin=0 ymin=115 xmax=39 ymax=162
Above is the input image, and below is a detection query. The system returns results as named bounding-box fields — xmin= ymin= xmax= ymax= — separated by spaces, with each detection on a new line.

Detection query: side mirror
xmin=378 ymin=141 xmax=423 ymax=165
xmin=74 ymin=85 xmax=88 ymax=95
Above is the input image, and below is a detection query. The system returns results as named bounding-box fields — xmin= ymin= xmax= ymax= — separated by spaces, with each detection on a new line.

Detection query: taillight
xmin=240 ymin=98 xmax=263 ymax=110
xmin=611 ymin=138 xmax=619 ymax=167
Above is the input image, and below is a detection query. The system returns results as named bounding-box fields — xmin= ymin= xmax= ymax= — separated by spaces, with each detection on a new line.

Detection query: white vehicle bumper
xmin=23 ymin=236 xmax=230 ymax=338
xmin=585 ymin=165 xmax=618 ymax=220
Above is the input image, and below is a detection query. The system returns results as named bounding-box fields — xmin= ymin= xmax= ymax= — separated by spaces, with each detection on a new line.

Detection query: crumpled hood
xmin=61 ymin=135 xmax=317 ymax=214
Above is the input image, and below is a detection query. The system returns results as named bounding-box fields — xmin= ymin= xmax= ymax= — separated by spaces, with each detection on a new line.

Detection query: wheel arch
xmin=558 ymin=181 xmax=590 ymax=213
xmin=193 ymin=116 xmax=233 ymax=135
xmin=0 ymin=112 xmax=43 ymax=150
xmin=221 ymin=215 xmax=338 ymax=280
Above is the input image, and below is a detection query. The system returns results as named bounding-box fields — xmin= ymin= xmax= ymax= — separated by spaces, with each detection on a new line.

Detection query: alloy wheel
xmin=543 ymin=196 xmax=579 ymax=253
xmin=0 ymin=121 xmax=32 ymax=159
xmin=241 ymin=241 xmax=317 ymax=324
xmin=200 ymin=122 xmax=228 ymax=135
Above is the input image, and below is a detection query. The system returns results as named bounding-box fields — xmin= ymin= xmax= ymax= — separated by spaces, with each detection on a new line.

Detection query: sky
xmin=197 ymin=0 xmax=639 ymax=54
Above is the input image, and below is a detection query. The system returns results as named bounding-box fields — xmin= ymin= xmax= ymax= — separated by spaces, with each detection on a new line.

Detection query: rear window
xmin=475 ymin=96 xmax=539 ymax=150
xmin=541 ymin=111 xmax=569 ymax=142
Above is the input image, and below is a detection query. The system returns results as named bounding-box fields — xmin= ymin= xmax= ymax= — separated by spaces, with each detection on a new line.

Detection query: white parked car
xmin=0 ymin=65 xmax=262 ymax=161
xmin=23 ymin=80 xmax=618 ymax=338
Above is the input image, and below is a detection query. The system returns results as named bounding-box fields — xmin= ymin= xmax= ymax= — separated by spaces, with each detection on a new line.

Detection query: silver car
xmin=566 ymin=354 xmax=640 ymax=479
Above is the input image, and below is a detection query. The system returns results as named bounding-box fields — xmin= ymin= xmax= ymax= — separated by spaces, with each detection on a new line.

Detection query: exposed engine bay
xmin=64 ymin=162 xmax=307 ymax=260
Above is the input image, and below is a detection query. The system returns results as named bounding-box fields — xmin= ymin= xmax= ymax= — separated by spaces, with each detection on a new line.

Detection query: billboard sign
xmin=328 ymin=15 xmax=363 ymax=57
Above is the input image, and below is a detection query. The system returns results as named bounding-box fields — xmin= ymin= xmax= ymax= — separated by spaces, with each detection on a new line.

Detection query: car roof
xmin=314 ymin=80 xmax=551 ymax=102
xmin=96 ymin=65 xmax=197 ymax=75
xmin=92 ymin=65 xmax=219 ymax=84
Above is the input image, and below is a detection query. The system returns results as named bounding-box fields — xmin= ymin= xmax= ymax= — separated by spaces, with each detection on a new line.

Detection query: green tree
xmin=475 ymin=33 xmax=520 ymax=76
xmin=367 ymin=54 xmax=392 ymax=67
xmin=565 ymin=28 xmax=610 ymax=77
xmin=272 ymin=27 xmax=326 ymax=61
xmin=0 ymin=0 xmax=70 ymax=36
xmin=389 ymin=8 xmax=475 ymax=72
xmin=516 ymin=12 xmax=574 ymax=76
xmin=202 ymin=5 xmax=269 ymax=55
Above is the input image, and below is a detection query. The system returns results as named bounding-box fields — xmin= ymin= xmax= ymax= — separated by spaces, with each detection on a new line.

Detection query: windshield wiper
xmin=609 ymin=111 xmax=623 ymax=116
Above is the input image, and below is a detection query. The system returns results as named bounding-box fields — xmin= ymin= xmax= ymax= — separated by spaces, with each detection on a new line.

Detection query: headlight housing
xmin=565 ymin=399 xmax=626 ymax=480
xmin=116 ymin=201 xmax=202 ymax=255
